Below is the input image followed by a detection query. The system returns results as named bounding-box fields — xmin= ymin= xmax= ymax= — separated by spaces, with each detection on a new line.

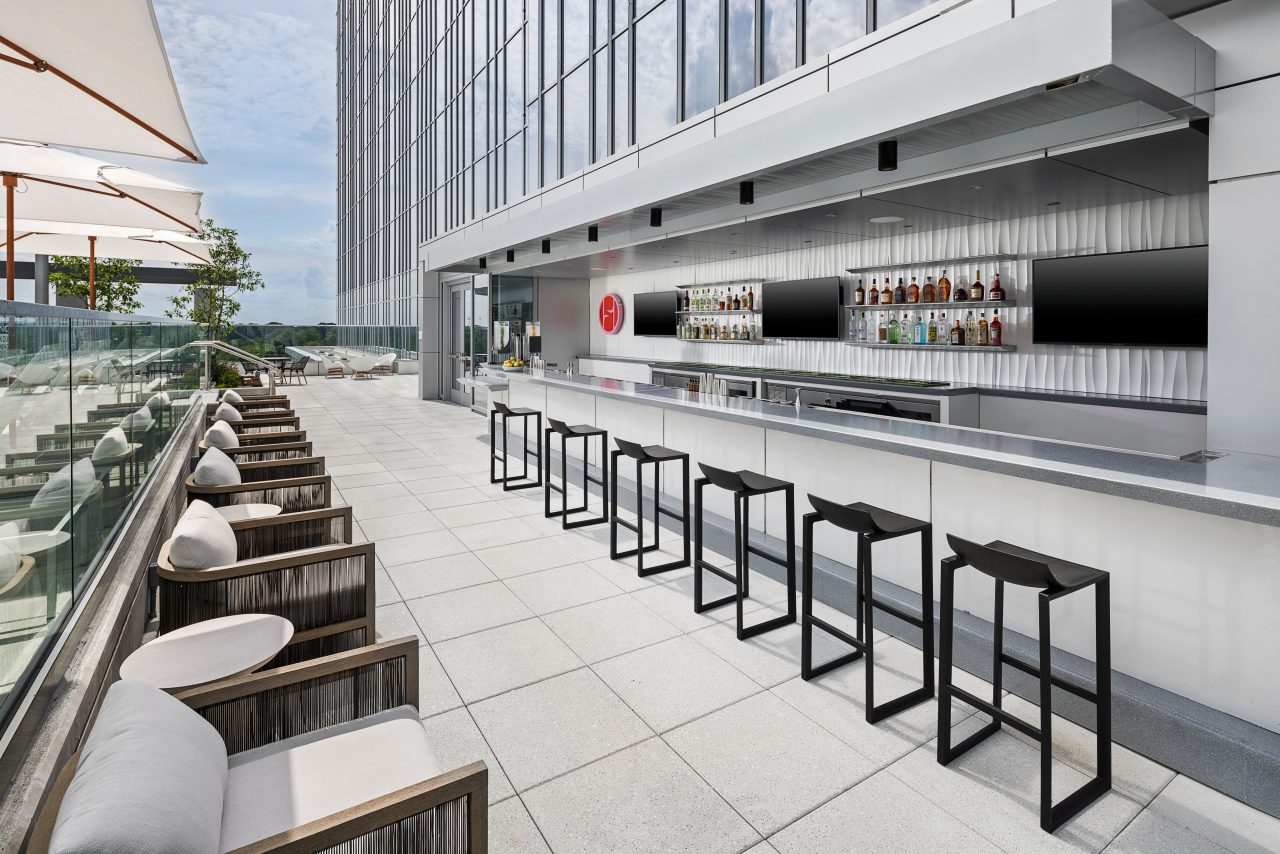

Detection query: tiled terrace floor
xmin=289 ymin=375 xmax=1280 ymax=854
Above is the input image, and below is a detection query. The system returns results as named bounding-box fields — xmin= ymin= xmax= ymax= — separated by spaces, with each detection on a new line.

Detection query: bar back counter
xmin=495 ymin=368 xmax=1280 ymax=812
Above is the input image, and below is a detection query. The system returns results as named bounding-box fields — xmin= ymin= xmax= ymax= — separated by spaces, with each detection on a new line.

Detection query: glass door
xmin=448 ymin=281 xmax=472 ymax=405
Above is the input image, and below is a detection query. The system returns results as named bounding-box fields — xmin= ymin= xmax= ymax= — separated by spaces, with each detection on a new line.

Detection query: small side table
xmin=120 ymin=614 xmax=293 ymax=691
xmin=214 ymin=503 xmax=283 ymax=522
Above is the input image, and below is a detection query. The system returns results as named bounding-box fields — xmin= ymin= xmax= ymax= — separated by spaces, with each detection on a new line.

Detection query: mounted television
xmin=761 ymin=277 xmax=844 ymax=339
xmin=632 ymin=290 xmax=678 ymax=336
xmin=1032 ymin=246 xmax=1207 ymax=347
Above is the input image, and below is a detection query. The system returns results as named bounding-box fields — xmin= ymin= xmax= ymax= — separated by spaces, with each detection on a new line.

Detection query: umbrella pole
xmin=88 ymin=235 xmax=96 ymax=310
xmin=3 ymin=174 xmax=14 ymax=301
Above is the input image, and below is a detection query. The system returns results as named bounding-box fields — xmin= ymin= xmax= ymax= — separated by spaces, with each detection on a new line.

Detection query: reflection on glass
xmin=527 ymin=1 xmax=541 ymax=96
xmin=564 ymin=0 xmax=590 ymax=69
xmin=613 ymin=35 xmax=629 ymax=150
xmin=475 ymin=67 xmax=489 ymax=153
xmin=615 ymin=0 xmax=630 ymax=31
xmin=543 ymin=83 xmax=559 ymax=182
xmin=876 ymin=0 xmax=933 ymax=27
xmin=507 ymin=131 xmax=524 ymax=198
xmin=526 ymin=99 xmax=541 ymax=187
xmin=463 ymin=82 xmax=474 ymax=163
xmin=728 ymin=0 xmax=755 ymax=99
xmin=763 ymin=0 xmax=795 ymax=82
xmin=543 ymin=0 xmax=559 ymax=83
xmin=476 ymin=0 xmax=489 ymax=71
xmin=685 ymin=0 xmax=718 ymax=117
xmin=593 ymin=51 xmax=608 ymax=161
xmin=508 ymin=0 xmax=523 ymax=39
xmin=635 ymin=0 xmax=660 ymax=15
xmin=563 ymin=64 xmax=588 ymax=175
xmin=595 ymin=0 xmax=609 ymax=46
xmin=806 ymin=0 xmax=865 ymax=59
xmin=505 ymin=38 xmax=524 ymax=133
xmin=635 ymin=0 xmax=676 ymax=141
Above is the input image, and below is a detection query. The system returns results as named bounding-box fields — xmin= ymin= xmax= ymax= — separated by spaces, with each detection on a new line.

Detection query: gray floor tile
xmin=521 ymin=738 xmax=759 ymax=854
xmin=474 ymin=537 xmax=582 ymax=579
xmin=488 ymin=798 xmax=553 ymax=854
xmin=470 ymin=668 xmax=653 ymax=791
xmin=543 ymin=594 xmax=683 ymax=664
xmin=376 ymin=529 xmax=468 ymax=566
xmin=332 ymin=470 xmax=399 ymax=489
xmin=435 ymin=618 xmax=583 ymax=703
xmin=327 ymin=460 xmax=386 ymax=476
xmin=402 ymin=474 xmax=473 ymax=495
xmin=1102 ymin=809 xmax=1232 ymax=854
xmin=1146 ymin=775 xmax=1280 ymax=854
xmin=451 ymin=516 xmax=544 ymax=550
xmin=418 ymin=643 xmax=464 ymax=718
xmin=593 ymin=636 xmax=762 ymax=733
xmin=582 ymin=555 xmax=662 ymax=593
xmin=406 ymin=581 xmax=535 ymax=642
xmin=373 ymin=567 xmax=402 ymax=606
xmin=665 ymin=691 xmax=875 ymax=835
xmin=769 ymin=770 xmax=1003 ymax=854
xmin=387 ymin=551 xmax=498 ymax=599
xmin=352 ymin=494 xmax=427 ymax=519
xmin=357 ymin=510 xmax=444 ymax=540
xmin=390 ymin=464 xmax=451 ymax=482
xmin=420 ymin=707 xmax=514 ymax=804
xmin=420 ymin=486 xmax=492 ymax=509
xmin=375 ymin=601 xmax=425 ymax=644
xmin=341 ymin=481 xmax=415 ymax=503
xmin=432 ymin=500 xmax=516 ymax=528
xmin=503 ymin=563 xmax=625 ymax=615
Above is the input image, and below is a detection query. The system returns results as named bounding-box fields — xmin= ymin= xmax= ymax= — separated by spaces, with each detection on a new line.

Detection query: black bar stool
xmin=489 ymin=402 xmax=541 ymax=491
xmin=938 ymin=535 xmax=1111 ymax=834
xmin=543 ymin=417 xmax=609 ymax=528
xmin=801 ymin=494 xmax=934 ymax=724
xmin=693 ymin=464 xmax=796 ymax=640
xmin=609 ymin=438 xmax=690 ymax=577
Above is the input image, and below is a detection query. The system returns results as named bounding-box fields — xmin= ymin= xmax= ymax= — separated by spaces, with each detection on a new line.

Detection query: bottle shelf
xmin=677 ymin=309 xmax=762 ymax=316
xmin=674 ymin=280 xmax=764 ymax=289
xmin=848 ymin=299 xmax=1016 ymax=312
xmin=677 ymin=338 xmax=765 ymax=345
xmin=844 ymin=253 xmax=1019 ymax=276
xmin=844 ymin=342 xmax=1017 ymax=352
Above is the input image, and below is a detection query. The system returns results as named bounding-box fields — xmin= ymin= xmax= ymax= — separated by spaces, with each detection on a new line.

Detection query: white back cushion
xmin=168 ymin=499 xmax=238 ymax=569
xmin=32 ymin=458 xmax=97 ymax=508
xmin=49 ymin=680 xmax=227 ymax=854
xmin=203 ymin=421 xmax=240 ymax=450
xmin=214 ymin=401 xmax=243 ymax=423
xmin=119 ymin=405 xmax=154 ymax=430
xmin=192 ymin=447 xmax=241 ymax=488
xmin=0 ymin=539 xmax=20 ymax=588
xmin=91 ymin=427 xmax=130 ymax=461
xmin=145 ymin=391 xmax=171 ymax=413
xmin=220 ymin=389 xmax=244 ymax=404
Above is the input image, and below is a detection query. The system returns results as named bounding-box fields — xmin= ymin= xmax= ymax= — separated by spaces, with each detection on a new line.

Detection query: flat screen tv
xmin=1032 ymin=246 xmax=1207 ymax=347
xmin=632 ymin=290 xmax=678 ymax=336
xmin=761 ymin=277 xmax=844 ymax=339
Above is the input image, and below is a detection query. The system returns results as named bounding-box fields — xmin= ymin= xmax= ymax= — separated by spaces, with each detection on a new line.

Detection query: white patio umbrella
xmin=0 ymin=0 xmax=203 ymax=163
xmin=10 ymin=219 xmax=211 ymax=266
xmin=0 ymin=140 xmax=202 ymax=300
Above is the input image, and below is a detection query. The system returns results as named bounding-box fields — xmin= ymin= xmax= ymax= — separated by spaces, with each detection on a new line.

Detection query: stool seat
xmin=544 ymin=418 xmax=610 ymax=529
xmin=698 ymin=464 xmax=789 ymax=496
xmin=548 ymin=417 xmax=606 ymax=437
xmin=808 ymin=494 xmax=928 ymax=537
xmin=947 ymin=535 xmax=1107 ymax=592
xmin=506 ymin=406 xmax=539 ymax=416
xmin=641 ymin=444 xmax=685 ymax=461
xmin=737 ymin=470 xmax=790 ymax=495
xmin=610 ymin=438 xmax=691 ymax=576
xmin=982 ymin=540 xmax=1108 ymax=591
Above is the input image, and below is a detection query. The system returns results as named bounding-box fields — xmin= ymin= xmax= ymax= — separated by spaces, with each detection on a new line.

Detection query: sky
xmin=89 ymin=0 xmax=338 ymax=322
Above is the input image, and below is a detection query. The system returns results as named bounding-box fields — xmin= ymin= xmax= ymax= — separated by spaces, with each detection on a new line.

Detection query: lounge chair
xmin=349 ymin=353 xmax=380 ymax=379
xmin=186 ymin=447 xmax=331 ymax=512
xmin=320 ymin=354 xmax=348 ymax=379
xmin=372 ymin=352 xmax=397 ymax=375
xmin=198 ymin=421 xmax=314 ymax=462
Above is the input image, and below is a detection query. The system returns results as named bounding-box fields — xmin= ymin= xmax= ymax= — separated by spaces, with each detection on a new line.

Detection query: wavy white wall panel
xmin=589 ymin=192 xmax=1208 ymax=400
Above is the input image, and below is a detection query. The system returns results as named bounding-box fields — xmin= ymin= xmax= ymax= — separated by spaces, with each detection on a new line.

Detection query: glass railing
xmin=217 ymin=324 xmax=418 ymax=361
xmin=0 ymin=302 xmax=198 ymax=728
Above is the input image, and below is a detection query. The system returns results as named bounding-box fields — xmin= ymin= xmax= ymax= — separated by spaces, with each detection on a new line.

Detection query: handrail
xmin=166 ymin=340 xmax=279 ymax=394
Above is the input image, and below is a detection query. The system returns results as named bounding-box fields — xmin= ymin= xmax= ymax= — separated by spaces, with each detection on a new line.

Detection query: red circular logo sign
xmin=598 ymin=293 xmax=624 ymax=335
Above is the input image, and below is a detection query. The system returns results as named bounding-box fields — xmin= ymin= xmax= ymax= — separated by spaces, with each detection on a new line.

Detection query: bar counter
xmin=497 ymin=368 xmax=1280 ymax=735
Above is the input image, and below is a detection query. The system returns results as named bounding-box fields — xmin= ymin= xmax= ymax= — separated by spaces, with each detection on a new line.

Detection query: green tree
xmin=166 ymin=218 xmax=265 ymax=339
xmin=50 ymin=255 xmax=142 ymax=314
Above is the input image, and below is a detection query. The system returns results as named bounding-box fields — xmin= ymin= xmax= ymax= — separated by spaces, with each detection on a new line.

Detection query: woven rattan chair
xmin=185 ymin=457 xmax=332 ymax=513
xmin=196 ymin=438 xmax=315 ymax=462
xmin=29 ymin=638 xmax=488 ymax=854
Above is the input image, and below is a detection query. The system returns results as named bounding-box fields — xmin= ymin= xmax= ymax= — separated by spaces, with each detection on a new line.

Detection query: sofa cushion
xmin=49 ymin=680 xmax=228 ymax=854
xmin=32 ymin=458 xmax=97 ymax=508
xmin=0 ymin=538 xmax=20 ymax=588
xmin=220 ymin=705 xmax=440 ymax=853
xmin=220 ymin=389 xmax=244 ymax=404
xmin=168 ymin=499 xmax=238 ymax=569
xmin=192 ymin=447 xmax=241 ymax=488
xmin=146 ymin=391 xmax=171 ymax=413
xmin=214 ymin=401 xmax=243 ymax=423
xmin=203 ymin=421 xmax=240 ymax=450
xmin=119 ymin=405 xmax=154 ymax=430
xmin=91 ymin=427 xmax=130 ymax=461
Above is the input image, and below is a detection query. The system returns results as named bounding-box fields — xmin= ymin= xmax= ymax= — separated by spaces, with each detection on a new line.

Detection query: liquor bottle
xmin=938 ymin=312 xmax=948 ymax=345
xmin=908 ymin=277 xmax=920 ymax=304
xmin=732 ymin=290 xmax=741 ymax=311
xmin=888 ymin=315 xmax=900 ymax=345
xmin=953 ymin=273 xmax=968 ymax=302
xmin=965 ymin=310 xmax=978 ymax=346
xmin=988 ymin=272 xmax=1004 ymax=301
xmin=876 ymin=315 xmax=888 ymax=343
xmin=721 ymin=320 xmax=729 ymax=339
xmin=977 ymin=311 xmax=989 ymax=345
xmin=951 ymin=317 xmax=964 ymax=345
xmin=938 ymin=270 xmax=952 ymax=303
xmin=747 ymin=285 xmax=755 ymax=310
xmin=990 ymin=309 xmax=1002 ymax=346
xmin=718 ymin=290 xmax=726 ymax=311
xmin=854 ymin=279 xmax=866 ymax=306
xmin=893 ymin=278 xmax=907 ymax=304
xmin=969 ymin=269 xmax=984 ymax=301
xmin=859 ymin=313 xmax=869 ymax=342
xmin=922 ymin=276 xmax=936 ymax=304
xmin=927 ymin=312 xmax=938 ymax=344
xmin=914 ymin=314 xmax=927 ymax=344
xmin=682 ymin=290 xmax=689 ymax=311
xmin=868 ymin=279 xmax=880 ymax=305
xmin=881 ymin=279 xmax=893 ymax=304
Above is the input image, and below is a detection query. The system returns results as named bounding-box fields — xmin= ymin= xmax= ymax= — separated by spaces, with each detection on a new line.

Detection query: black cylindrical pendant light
xmin=878 ymin=139 xmax=898 ymax=172
xmin=478 ymin=257 xmax=487 ymax=270
xmin=650 ymin=207 xmax=662 ymax=227
xmin=588 ymin=225 xmax=599 ymax=242
xmin=506 ymin=249 xmax=515 ymax=262
xmin=541 ymin=239 xmax=551 ymax=254
xmin=739 ymin=180 xmax=754 ymax=205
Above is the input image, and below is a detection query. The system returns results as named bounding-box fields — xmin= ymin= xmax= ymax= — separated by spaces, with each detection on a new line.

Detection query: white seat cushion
xmin=220 ymin=389 xmax=244 ymax=404
xmin=0 ymin=539 xmax=20 ymax=588
xmin=50 ymin=680 xmax=228 ymax=854
xmin=192 ymin=447 xmax=242 ymax=488
xmin=119 ymin=405 xmax=154 ymax=430
xmin=32 ymin=458 xmax=98 ymax=508
xmin=219 ymin=706 xmax=440 ymax=853
xmin=168 ymin=500 xmax=238 ymax=569
xmin=203 ymin=421 xmax=240 ymax=450
xmin=91 ymin=427 xmax=130 ymax=461
xmin=214 ymin=401 xmax=243 ymax=423
xmin=146 ymin=391 xmax=171 ymax=413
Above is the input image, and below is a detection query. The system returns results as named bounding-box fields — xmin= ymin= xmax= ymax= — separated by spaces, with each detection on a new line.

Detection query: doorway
xmin=446 ymin=278 xmax=489 ymax=409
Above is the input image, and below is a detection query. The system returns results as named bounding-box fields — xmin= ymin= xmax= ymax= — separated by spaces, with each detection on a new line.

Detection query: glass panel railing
xmin=0 ymin=302 xmax=197 ymax=728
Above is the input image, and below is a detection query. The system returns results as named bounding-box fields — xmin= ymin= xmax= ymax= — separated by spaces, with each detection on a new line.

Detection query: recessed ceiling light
xmin=729 ymin=232 xmax=739 ymax=236
xmin=869 ymin=215 xmax=904 ymax=224
xmin=803 ymin=239 xmax=812 ymax=243
xmin=730 ymin=251 xmax=737 ymax=254
xmin=902 ymin=224 xmax=914 ymax=229
xmin=1046 ymin=201 xmax=1061 ymax=206
xmin=969 ymin=184 xmax=984 ymax=191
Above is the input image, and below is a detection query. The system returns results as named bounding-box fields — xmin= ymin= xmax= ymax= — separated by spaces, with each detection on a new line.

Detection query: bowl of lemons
xmin=501 ymin=358 xmax=526 ymax=372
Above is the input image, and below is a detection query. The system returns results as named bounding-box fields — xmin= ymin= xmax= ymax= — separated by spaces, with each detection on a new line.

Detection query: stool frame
xmin=609 ymin=447 xmax=690 ymax=577
xmin=693 ymin=472 xmax=797 ymax=640
xmin=489 ymin=404 xmax=542 ymax=491
xmin=543 ymin=421 xmax=610 ymax=529
xmin=937 ymin=549 xmax=1112 ymax=833
xmin=800 ymin=505 xmax=934 ymax=724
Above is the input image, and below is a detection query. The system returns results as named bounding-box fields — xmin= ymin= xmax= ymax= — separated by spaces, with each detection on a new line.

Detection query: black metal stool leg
xmin=694 ymin=478 xmax=737 ymax=614
xmin=609 ymin=450 xmax=621 ymax=558
xmin=801 ymin=513 xmax=863 ymax=680
xmin=1039 ymin=590 xmax=1055 ymax=832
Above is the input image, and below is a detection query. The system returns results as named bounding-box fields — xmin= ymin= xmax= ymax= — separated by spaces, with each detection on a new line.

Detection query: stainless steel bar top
xmin=503 ymin=370 xmax=1280 ymax=528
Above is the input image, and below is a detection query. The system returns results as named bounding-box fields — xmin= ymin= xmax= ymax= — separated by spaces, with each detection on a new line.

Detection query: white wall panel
xmin=1207 ymin=76 xmax=1280 ymax=181
xmin=1179 ymin=0 xmax=1280 ymax=88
